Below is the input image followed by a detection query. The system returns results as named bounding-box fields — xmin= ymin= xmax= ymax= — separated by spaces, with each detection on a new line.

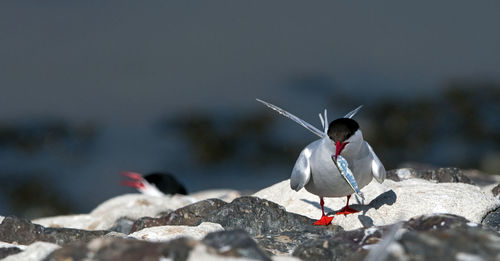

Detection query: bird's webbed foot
xmin=335 ymin=206 xmax=359 ymax=216
xmin=313 ymin=215 xmax=334 ymax=226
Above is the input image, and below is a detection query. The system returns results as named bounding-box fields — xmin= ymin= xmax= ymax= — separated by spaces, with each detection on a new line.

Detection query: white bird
xmin=257 ymin=99 xmax=386 ymax=226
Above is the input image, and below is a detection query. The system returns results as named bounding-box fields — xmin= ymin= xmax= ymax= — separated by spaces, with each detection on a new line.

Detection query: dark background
xmin=1 ymin=1 xmax=499 ymax=218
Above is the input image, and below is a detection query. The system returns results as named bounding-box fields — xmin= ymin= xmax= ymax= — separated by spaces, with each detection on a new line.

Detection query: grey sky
xmin=1 ymin=1 xmax=499 ymax=124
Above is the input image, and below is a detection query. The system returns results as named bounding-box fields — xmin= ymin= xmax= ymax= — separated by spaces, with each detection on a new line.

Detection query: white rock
xmin=466 ymin=222 xmax=479 ymax=227
xmin=32 ymin=190 xmax=240 ymax=231
xmin=396 ymin=168 xmax=413 ymax=180
xmin=90 ymin=193 xmax=192 ymax=217
xmin=89 ymin=193 xmax=195 ymax=230
xmin=33 ymin=193 xmax=194 ymax=230
xmin=0 ymin=241 xmax=27 ymax=250
xmin=455 ymin=252 xmax=485 ymax=261
xmin=482 ymin=183 xmax=500 ymax=199
xmin=253 ymin=178 xmax=500 ymax=230
xmin=32 ymin=214 xmax=96 ymax=230
xmin=0 ymin=216 xmax=4 ymax=224
xmin=129 ymin=222 xmax=224 ymax=242
xmin=2 ymin=241 xmax=60 ymax=261
xmin=189 ymin=189 xmax=241 ymax=203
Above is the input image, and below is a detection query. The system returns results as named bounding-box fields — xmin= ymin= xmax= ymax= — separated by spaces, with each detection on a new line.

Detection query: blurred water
xmin=1 ymin=1 xmax=500 ymax=218
xmin=1 ymin=84 xmax=498 ymax=218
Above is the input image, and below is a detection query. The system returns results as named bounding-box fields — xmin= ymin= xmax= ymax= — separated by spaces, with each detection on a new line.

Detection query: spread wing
xmin=290 ymin=147 xmax=312 ymax=191
xmin=366 ymin=143 xmax=386 ymax=183
xmin=256 ymin=99 xmax=325 ymax=138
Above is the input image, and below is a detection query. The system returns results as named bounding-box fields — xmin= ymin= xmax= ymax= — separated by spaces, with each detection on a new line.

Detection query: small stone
xmin=492 ymin=184 xmax=500 ymax=197
xmin=108 ymin=217 xmax=135 ymax=234
xmin=482 ymin=207 xmax=500 ymax=231
xmin=0 ymin=247 xmax=22 ymax=259
xmin=129 ymin=222 xmax=224 ymax=242
xmin=396 ymin=168 xmax=413 ymax=180
xmin=202 ymin=230 xmax=271 ymax=261
xmin=434 ymin=168 xmax=473 ymax=184
xmin=405 ymin=214 xmax=474 ymax=231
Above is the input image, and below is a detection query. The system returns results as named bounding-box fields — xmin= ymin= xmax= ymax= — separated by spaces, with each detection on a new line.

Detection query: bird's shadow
xmin=301 ymin=190 xmax=397 ymax=227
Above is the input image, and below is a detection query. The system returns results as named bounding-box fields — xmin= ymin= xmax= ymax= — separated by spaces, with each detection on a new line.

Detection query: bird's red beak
xmin=335 ymin=141 xmax=349 ymax=161
xmin=121 ymin=171 xmax=145 ymax=189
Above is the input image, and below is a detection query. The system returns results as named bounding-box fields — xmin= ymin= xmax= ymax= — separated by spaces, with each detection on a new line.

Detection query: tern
xmin=257 ymin=99 xmax=386 ymax=226
xmin=121 ymin=172 xmax=188 ymax=196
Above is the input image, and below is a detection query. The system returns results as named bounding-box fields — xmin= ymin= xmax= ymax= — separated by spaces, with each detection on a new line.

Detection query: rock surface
xmin=108 ymin=217 xmax=136 ymax=234
xmin=253 ymin=178 xmax=499 ymax=230
xmin=3 ymin=242 xmax=60 ymax=261
xmin=293 ymin=214 xmax=500 ymax=261
xmin=131 ymin=198 xmax=227 ymax=232
xmin=128 ymin=222 xmax=224 ymax=242
xmin=204 ymin=197 xmax=342 ymax=237
xmin=0 ymin=169 xmax=499 ymax=260
xmin=189 ymin=189 xmax=242 ymax=203
xmin=202 ymin=230 xmax=271 ymax=261
xmin=45 ymin=237 xmax=195 ymax=261
xmin=132 ymin=196 xmax=343 ymax=256
xmin=482 ymin=207 xmax=500 ymax=231
xmin=462 ymin=169 xmax=500 ymax=187
xmin=493 ymin=184 xmax=500 ymax=197
xmin=45 ymin=235 xmax=271 ymax=261
xmin=39 ymin=213 xmax=499 ymax=261
xmin=386 ymin=167 xmax=473 ymax=184
xmin=0 ymin=216 xmax=110 ymax=245
xmin=203 ymin=197 xmax=344 ymax=256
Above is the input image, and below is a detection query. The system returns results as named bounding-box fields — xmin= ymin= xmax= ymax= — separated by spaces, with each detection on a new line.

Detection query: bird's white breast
xmin=304 ymin=137 xmax=373 ymax=197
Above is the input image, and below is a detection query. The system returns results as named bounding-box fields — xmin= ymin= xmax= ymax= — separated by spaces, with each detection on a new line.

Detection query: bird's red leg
xmin=335 ymin=195 xmax=359 ymax=215
xmin=313 ymin=197 xmax=334 ymax=226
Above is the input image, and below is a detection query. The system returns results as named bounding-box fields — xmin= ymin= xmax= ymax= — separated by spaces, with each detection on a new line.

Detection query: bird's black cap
xmin=327 ymin=118 xmax=359 ymax=142
xmin=144 ymin=172 xmax=188 ymax=195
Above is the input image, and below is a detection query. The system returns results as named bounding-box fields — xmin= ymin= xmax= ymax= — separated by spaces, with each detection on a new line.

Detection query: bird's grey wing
xmin=290 ymin=147 xmax=312 ymax=191
xmin=343 ymin=105 xmax=363 ymax=119
xmin=366 ymin=143 xmax=386 ymax=183
xmin=257 ymin=99 xmax=326 ymax=138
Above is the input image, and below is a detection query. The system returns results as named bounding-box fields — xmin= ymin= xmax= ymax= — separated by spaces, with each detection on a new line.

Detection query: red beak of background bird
xmin=121 ymin=171 xmax=145 ymax=189
xmin=335 ymin=141 xmax=349 ymax=161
